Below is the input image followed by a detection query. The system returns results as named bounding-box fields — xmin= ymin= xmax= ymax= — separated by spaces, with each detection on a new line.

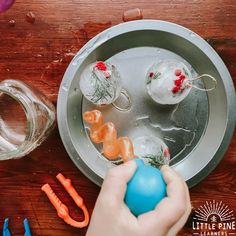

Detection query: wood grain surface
xmin=0 ymin=0 xmax=235 ymax=235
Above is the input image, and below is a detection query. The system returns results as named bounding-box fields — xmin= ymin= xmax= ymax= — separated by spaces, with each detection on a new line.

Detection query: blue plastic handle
xmin=24 ymin=218 xmax=31 ymax=236
xmin=2 ymin=218 xmax=31 ymax=236
xmin=2 ymin=218 xmax=11 ymax=236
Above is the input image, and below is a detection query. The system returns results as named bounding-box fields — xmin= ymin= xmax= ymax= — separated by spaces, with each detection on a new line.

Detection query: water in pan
xmin=82 ymin=47 xmax=209 ymax=165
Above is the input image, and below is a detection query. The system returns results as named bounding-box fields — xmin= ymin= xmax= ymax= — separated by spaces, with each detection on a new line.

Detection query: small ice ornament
xmin=79 ymin=61 xmax=122 ymax=106
xmin=146 ymin=59 xmax=193 ymax=105
xmin=133 ymin=135 xmax=170 ymax=168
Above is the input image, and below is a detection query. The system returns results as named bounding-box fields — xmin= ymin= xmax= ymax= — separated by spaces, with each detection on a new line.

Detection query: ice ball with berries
xmin=146 ymin=59 xmax=193 ymax=105
xmin=79 ymin=61 xmax=122 ymax=106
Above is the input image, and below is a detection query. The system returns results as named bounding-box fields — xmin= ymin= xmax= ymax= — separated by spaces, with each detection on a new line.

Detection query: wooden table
xmin=0 ymin=1 xmax=235 ymax=235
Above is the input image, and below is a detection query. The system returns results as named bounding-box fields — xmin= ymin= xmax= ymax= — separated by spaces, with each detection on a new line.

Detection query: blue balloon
xmin=125 ymin=159 xmax=167 ymax=216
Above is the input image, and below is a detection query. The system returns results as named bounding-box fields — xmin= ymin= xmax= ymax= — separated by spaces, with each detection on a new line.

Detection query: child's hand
xmin=86 ymin=160 xmax=191 ymax=236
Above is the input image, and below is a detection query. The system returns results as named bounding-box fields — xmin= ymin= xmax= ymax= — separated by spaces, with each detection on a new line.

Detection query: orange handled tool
xmin=41 ymin=173 xmax=89 ymax=228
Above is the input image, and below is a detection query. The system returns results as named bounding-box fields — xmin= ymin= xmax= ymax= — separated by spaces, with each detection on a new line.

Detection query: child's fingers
xmin=166 ymin=181 xmax=192 ymax=236
xmin=161 ymin=165 xmax=188 ymax=203
xmin=156 ymin=165 xmax=188 ymax=224
xmin=138 ymin=165 xmax=188 ymax=233
xmin=98 ymin=160 xmax=137 ymax=204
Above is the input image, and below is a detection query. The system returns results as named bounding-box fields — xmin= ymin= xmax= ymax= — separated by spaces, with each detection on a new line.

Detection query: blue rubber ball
xmin=125 ymin=159 xmax=167 ymax=216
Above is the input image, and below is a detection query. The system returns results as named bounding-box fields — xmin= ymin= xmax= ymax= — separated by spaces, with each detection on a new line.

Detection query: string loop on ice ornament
xmin=111 ymin=88 xmax=132 ymax=111
xmin=186 ymin=74 xmax=217 ymax=92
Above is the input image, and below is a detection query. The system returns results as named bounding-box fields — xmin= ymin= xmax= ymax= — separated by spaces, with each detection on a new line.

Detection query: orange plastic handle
xmin=41 ymin=173 xmax=89 ymax=228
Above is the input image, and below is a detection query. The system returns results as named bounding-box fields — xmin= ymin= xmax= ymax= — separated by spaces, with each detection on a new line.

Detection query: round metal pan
xmin=57 ymin=20 xmax=236 ymax=188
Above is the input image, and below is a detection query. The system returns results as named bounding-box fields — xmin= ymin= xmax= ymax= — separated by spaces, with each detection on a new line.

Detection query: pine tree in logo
xmin=194 ymin=200 xmax=235 ymax=222
xmin=210 ymin=215 xmax=217 ymax=222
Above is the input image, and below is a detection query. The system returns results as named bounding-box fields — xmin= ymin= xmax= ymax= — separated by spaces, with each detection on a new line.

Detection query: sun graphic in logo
xmin=194 ymin=200 xmax=235 ymax=222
